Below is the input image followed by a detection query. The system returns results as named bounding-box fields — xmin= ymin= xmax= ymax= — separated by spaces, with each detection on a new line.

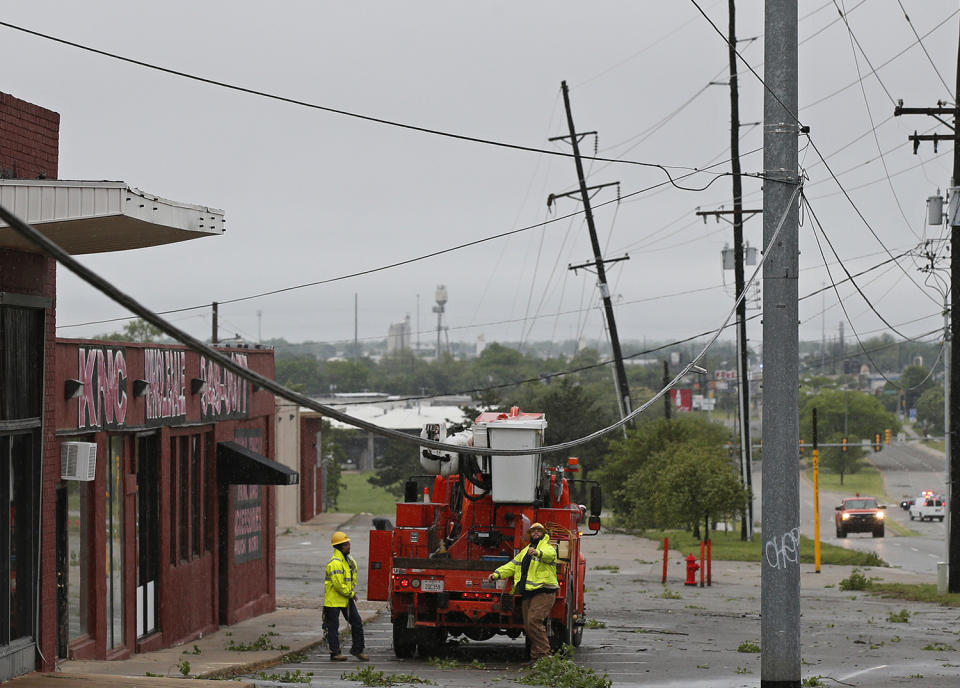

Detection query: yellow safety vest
xmin=493 ymin=535 xmax=559 ymax=593
xmin=324 ymin=548 xmax=357 ymax=607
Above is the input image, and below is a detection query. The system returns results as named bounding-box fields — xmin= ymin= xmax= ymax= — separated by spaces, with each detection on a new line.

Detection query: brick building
xmin=0 ymin=92 xmax=296 ymax=681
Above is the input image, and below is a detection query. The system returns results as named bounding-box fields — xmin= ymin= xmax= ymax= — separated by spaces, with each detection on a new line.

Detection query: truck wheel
xmin=939 ymin=516 xmax=945 ymax=522
xmin=873 ymin=526 xmax=884 ymax=538
xmin=837 ymin=527 xmax=846 ymax=538
xmin=909 ymin=513 xmax=914 ymax=521
xmin=549 ymin=621 xmax=573 ymax=652
xmin=572 ymin=623 xmax=583 ymax=647
xmin=393 ymin=615 xmax=416 ymax=658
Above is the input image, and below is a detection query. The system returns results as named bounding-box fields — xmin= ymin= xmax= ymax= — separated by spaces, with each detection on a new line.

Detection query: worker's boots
xmin=351 ymin=650 xmax=370 ymax=661
xmin=330 ymin=654 xmax=348 ymax=661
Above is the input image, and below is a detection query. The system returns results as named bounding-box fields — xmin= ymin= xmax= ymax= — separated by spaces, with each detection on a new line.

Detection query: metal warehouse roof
xmin=304 ymin=404 xmax=469 ymax=432
xmin=0 ymin=179 xmax=224 ymax=254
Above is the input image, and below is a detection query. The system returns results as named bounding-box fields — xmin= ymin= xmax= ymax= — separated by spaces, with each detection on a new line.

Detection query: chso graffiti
xmin=78 ymin=346 xmax=128 ymax=429
xmin=200 ymin=353 xmax=250 ymax=421
xmin=144 ymin=348 xmax=187 ymax=425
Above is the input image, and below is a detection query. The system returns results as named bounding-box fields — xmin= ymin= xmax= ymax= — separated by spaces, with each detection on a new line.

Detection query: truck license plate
xmin=421 ymin=579 xmax=443 ymax=593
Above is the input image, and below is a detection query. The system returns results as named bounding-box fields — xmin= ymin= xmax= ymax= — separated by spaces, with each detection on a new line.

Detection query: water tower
xmin=432 ymin=285 xmax=448 ymax=358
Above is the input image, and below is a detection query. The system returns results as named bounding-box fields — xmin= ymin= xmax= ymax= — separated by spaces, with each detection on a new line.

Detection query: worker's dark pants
xmin=324 ymin=600 xmax=364 ymax=656
xmin=522 ymin=591 xmax=556 ymax=661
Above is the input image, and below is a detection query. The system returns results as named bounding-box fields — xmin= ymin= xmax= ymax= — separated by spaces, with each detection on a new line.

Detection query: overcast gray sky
xmin=2 ymin=1 xmax=957 ymax=357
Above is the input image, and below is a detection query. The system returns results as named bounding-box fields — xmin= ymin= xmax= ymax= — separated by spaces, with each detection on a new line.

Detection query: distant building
xmin=387 ymin=315 xmax=411 ymax=354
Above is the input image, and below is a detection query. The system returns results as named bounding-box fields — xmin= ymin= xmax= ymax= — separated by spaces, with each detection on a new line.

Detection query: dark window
xmin=204 ymin=432 xmax=214 ymax=553
xmin=0 ymin=306 xmax=43 ymax=421
xmin=179 ymin=436 xmax=189 ymax=561
xmin=191 ymin=435 xmax=201 ymax=558
xmin=169 ymin=437 xmax=177 ymax=566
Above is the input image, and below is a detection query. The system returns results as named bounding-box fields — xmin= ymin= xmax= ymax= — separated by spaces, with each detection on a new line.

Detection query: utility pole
xmin=550 ymin=80 xmax=632 ymax=421
xmin=211 ymin=301 xmax=219 ymax=345
xmin=761 ymin=1 xmax=801 ymax=685
xmin=354 ymin=293 xmax=359 ymax=364
xmin=892 ymin=18 xmax=960 ymax=592
xmin=728 ymin=0 xmax=755 ymax=543
xmin=663 ymin=361 xmax=671 ymax=420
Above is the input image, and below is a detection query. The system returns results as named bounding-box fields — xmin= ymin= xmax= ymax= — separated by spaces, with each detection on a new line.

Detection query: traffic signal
xmin=885 ymin=428 xmax=891 ymax=445
xmin=799 ymin=439 xmax=805 ymax=454
xmin=841 ymin=437 xmax=847 ymax=452
xmin=874 ymin=433 xmax=882 ymax=452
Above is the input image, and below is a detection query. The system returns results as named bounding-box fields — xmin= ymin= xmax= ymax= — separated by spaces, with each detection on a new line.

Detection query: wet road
xmin=755 ymin=439 xmax=949 ymax=574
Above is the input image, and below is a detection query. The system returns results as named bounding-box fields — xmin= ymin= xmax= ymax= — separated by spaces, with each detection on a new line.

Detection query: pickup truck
xmin=835 ymin=497 xmax=886 ymax=538
xmin=909 ymin=496 xmax=945 ymax=522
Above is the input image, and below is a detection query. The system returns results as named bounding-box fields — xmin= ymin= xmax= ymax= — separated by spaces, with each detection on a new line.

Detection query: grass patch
xmin=254 ymin=669 xmax=314 ymax=683
xmin=887 ymin=609 xmax=911 ymax=623
xmin=805 ymin=464 xmax=886 ymax=499
xmin=341 ymin=666 xmax=435 ymax=686
xmin=839 ymin=569 xmax=870 ymax=591
xmin=737 ymin=641 xmax=761 ymax=653
xmin=517 ymin=646 xmax=611 ymax=688
xmin=593 ymin=565 xmax=620 ymax=573
xmin=336 ymin=471 xmax=399 ymax=515
xmin=643 ymin=530 xmax=887 ymax=567
xmin=225 ymin=632 xmax=289 ymax=652
xmin=923 ymin=438 xmax=945 ymax=452
xmin=868 ymin=582 xmax=960 ymax=607
xmin=426 ymin=656 xmax=458 ymax=669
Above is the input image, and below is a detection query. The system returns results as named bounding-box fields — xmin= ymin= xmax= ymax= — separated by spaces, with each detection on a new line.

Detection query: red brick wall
xmin=300 ymin=416 xmax=324 ymax=521
xmin=0 ymin=92 xmax=60 ymax=673
xmin=0 ymin=91 xmax=59 ymax=179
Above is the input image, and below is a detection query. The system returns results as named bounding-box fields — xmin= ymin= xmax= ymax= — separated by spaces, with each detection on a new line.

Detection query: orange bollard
xmin=662 ymin=537 xmax=669 ymax=583
xmin=707 ymin=539 xmax=712 ymax=586
xmin=699 ymin=540 xmax=705 ymax=588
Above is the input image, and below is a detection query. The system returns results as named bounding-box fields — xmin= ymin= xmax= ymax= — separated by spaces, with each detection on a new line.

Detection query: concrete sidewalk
xmin=9 ymin=513 xmax=384 ymax=688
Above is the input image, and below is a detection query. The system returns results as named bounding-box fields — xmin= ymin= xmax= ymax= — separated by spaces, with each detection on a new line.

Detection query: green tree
xmin=367 ymin=435 xmax=422 ymax=497
xmin=95 ymin=318 xmax=164 ymax=342
xmin=819 ymin=431 xmax=865 ymax=485
xmin=915 ymin=385 xmax=944 ymax=435
xmin=899 ymin=365 xmax=934 ymax=411
xmin=320 ymin=421 xmax=346 ymax=508
xmin=511 ymin=378 xmax=614 ymax=477
xmin=799 ymin=389 xmax=899 ymax=450
xmin=596 ymin=415 xmax=736 ymax=532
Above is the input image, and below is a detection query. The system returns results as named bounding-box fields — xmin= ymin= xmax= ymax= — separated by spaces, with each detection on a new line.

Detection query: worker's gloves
xmin=488 ymin=573 xmax=498 ymax=581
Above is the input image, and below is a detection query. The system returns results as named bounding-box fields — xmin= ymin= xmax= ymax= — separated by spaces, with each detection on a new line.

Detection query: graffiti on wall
xmin=201 ymin=353 xmax=250 ymax=421
xmin=144 ymin=348 xmax=187 ymax=425
xmin=78 ymin=346 xmax=128 ymax=429
xmin=232 ymin=428 xmax=263 ymax=564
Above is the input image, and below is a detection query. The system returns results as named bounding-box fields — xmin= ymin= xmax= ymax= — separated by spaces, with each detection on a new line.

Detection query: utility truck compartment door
xmin=367 ymin=530 xmax=393 ymax=601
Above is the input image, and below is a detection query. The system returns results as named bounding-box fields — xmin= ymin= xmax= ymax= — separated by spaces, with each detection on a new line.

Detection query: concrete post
xmin=761 ymin=1 xmax=801 ymax=686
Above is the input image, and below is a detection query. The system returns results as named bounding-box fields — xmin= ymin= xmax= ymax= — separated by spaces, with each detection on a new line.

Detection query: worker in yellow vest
xmin=489 ymin=522 xmax=558 ymax=662
xmin=324 ymin=531 xmax=368 ymax=661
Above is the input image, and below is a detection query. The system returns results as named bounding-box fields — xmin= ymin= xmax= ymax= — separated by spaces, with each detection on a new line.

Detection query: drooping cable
xmin=0 ymin=181 xmax=801 ymax=454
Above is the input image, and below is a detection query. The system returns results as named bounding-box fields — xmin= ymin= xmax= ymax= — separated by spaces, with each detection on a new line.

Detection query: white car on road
xmin=909 ymin=495 xmax=945 ymax=522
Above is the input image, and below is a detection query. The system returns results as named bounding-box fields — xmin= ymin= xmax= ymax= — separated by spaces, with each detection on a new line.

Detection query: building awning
xmin=0 ymin=180 xmax=224 ymax=255
xmin=217 ymin=441 xmax=299 ymax=486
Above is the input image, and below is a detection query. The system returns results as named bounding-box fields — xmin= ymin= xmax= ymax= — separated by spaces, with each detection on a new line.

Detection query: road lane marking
xmin=840 ymin=665 xmax=888 ymax=681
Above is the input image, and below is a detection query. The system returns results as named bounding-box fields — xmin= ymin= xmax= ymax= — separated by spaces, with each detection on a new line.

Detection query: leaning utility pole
xmin=550 ymin=81 xmax=632 ymax=421
xmin=892 ymin=16 xmax=960 ymax=593
xmin=728 ymin=0 xmax=754 ymax=542
xmin=761 ymin=1 xmax=801 ymax=686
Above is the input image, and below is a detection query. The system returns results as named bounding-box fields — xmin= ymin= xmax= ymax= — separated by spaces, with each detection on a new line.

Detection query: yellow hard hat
xmin=331 ymin=531 xmax=350 ymax=546
xmin=528 ymin=522 xmax=546 ymax=532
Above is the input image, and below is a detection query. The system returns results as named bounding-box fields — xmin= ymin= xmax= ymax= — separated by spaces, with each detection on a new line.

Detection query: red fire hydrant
xmin=684 ymin=553 xmax=700 ymax=586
